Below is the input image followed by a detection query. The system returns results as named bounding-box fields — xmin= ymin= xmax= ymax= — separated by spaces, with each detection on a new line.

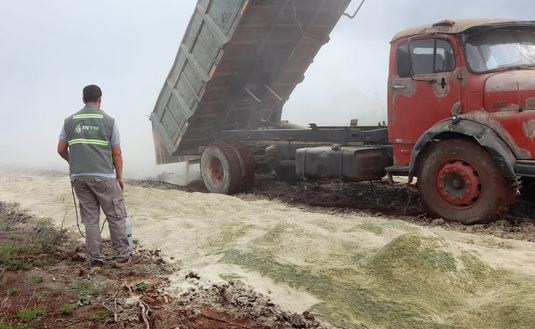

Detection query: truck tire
xmin=228 ymin=142 xmax=255 ymax=192
xmin=417 ymin=139 xmax=516 ymax=224
xmin=200 ymin=142 xmax=242 ymax=194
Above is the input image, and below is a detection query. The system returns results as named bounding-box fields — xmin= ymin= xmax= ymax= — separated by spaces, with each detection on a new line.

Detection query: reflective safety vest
xmin=63 ymin=104 xmax=115 ymax=175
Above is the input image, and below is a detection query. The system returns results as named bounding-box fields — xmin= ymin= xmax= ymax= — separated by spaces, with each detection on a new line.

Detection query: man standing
xmin=58 ymin=84 xmax=142 ymax=271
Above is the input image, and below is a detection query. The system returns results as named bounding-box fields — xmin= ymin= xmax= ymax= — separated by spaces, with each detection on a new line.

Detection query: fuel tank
xmin=295 ymin=146 xmax=389 ymax=181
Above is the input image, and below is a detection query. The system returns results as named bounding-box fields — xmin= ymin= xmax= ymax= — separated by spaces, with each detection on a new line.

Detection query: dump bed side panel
xmin=151 ymin=0 xmax=352 ymax=163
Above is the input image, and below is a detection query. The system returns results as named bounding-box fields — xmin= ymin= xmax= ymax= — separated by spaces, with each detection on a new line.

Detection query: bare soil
xmin=2 ymin=172 xmax=535 ymax=328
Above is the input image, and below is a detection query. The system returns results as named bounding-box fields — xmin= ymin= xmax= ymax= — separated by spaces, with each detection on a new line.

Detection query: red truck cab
xmin=388 ymin=19 xmax=535 ymax=223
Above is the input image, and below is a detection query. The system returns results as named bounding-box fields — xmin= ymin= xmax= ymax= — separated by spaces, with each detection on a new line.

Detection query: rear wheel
xmin=200 ymin=142 xmax=242 ymax=194
xmin=417 ymin=139 xmax=515 ymax=224
xmin=228 ymin=142 xmax=255 ymax=192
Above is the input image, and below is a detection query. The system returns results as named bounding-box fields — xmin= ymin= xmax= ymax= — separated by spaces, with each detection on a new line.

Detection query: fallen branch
xmin=64 ymin=318 xmax=85 ymax=327
xmin=123 ymin=280 xmax=133 ymax=294
xmin=1 ymin=296 xmax=12 ymax=309
xmin=200 ymin=312 xmax=253 ymax=329
xmin=159 ymin=307 xmax=184 ymax=318
xmin=139 ymin=300 xmax=151 ymax=329
xmin=102 ymin=301 xmax=117 ymax=323
xmin=114 ymin=298 xmax=118 ymax=322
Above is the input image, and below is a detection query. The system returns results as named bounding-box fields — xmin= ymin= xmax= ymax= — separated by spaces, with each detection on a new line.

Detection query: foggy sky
xmin=1 ymin=0 xmax=533 ymax=178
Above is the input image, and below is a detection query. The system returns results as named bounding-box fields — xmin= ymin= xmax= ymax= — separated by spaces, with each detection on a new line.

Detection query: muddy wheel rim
xmin=435 ymin=158 xmax=482 ymax=208
xmin=208 ymin=156 xmax=224 ymax=187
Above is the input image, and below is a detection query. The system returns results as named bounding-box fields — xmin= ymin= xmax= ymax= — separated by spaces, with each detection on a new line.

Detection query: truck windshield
xmin=465 ymin=27 xmax=535 ymax=73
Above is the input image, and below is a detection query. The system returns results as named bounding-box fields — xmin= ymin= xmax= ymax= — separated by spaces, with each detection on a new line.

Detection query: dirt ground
xmin=0 ymin=201 xmax=329 ymax=329
xmin=2 ymin=172 xmax=535 ymax=328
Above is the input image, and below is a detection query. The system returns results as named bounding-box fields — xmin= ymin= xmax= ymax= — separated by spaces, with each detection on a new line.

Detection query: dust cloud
xmin=0 ymin=133 xmax=199 ymax=185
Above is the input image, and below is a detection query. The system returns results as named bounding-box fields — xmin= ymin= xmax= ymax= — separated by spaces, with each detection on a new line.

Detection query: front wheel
xmin=417 ymin=139 xmax=516 ymax=224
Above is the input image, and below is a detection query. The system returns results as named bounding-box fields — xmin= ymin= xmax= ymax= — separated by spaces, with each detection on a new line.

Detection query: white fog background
xmin=0 ymin=0 xmax=533 ymax=178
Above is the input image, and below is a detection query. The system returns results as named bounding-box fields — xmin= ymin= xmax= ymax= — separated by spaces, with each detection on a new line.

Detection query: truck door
xmin=388 ymin=35 xmax=462 ymax=166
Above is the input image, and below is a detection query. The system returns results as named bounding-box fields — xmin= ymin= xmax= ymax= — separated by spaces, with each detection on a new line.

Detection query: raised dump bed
xmin=151 ymin=0 xmax=352 ymax=164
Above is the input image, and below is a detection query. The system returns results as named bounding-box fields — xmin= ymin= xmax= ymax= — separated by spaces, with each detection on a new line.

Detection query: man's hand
xmin=57 ymin=141 xmax=70 ymax=163
xmin=117 ymin=177 xmax=125 ymax=191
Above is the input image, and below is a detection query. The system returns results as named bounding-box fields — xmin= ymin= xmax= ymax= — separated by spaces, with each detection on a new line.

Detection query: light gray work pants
xmin=71 ymin=176 xmax=130 ymax=263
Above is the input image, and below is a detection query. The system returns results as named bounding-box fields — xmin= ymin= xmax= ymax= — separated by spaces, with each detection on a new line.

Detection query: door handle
xmin=441 ymin=77 xmax=447 ymax=89
xmin=392 ymin=85 xmax=406 ymax=90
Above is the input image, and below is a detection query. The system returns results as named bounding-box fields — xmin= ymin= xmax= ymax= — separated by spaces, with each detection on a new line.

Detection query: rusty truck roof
xmin=391 ymin=19 xmax=522 ymax=42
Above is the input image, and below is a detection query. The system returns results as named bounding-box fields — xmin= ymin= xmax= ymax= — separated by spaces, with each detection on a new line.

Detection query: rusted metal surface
xmin=408 ymin=117 xmax=519 ymax=178
xmin=523 ymin=120 xmax=535 ymax=140
xmin=485 ymin=71 xmax=535 ymax=111
xmin=474 ymin=70 xmax=535 ymax=159
xmin=491 ymin=111 xmax=535 ymax=159
xmin=407 ymin=106 xmax=535 ymax=176
xmin=389 ymin=19 xmax=535 ymax=172
xmin=388 ymin=33 xmax=463 ymax=166
xmin=391 ymin=19 xmax=516 ymax=42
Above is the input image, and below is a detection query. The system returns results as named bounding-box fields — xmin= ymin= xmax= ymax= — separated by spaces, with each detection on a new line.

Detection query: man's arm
xmin=112 ymin=146 xmax=125 ymax=191
xmin=57 ymin=141 xmax=70 ymax=163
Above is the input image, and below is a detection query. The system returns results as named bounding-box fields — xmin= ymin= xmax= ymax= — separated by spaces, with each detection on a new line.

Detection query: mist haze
xmin=1 ymin=0 xmax=533 ymax=179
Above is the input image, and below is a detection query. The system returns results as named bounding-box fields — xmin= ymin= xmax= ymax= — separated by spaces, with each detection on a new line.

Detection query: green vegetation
xmin=35 ymin=291 xmax=50 ymax=299
xmin=69 ymin=278 xmax=114 ymax=295
xmin=0 ymin=216 xmax=67 ymax=273
xmin=349 ymin=222 xmax=384 ymax=235
xmin=76 ymin=295 xmax=93 ymax=306
xmin=69 ymin=279 xmax=93 ymax=292
xmin=7 ymin=234 xmax=24 ymax=242
xmin=220 ymin=221 xmax=535 ymax=329
xmin=0 ymin=243 xmax=33 ymax=271
xmin=203 ymin=224 xmax=254 ymax=252
xmin=88 ymin=309 xmax=112 ymax=322
xmin=60 ymin=305 xmax=76 ymax=315
xmin=3 ymin=260 xmax=32 ymax=271
xmin=68 ymin=278 xmax=115 ymax=308
xmin=0 ymin=321 xmax=33 ymax=329
xmin=33 ymin=259 xmax=58 ymax=268
xmin=0 ymin=202 xmax=125 ymax=328
xmin=31 ymin=218 xmax=68 ymax=254
xmin=132 ymin=282 xmax=149 ymax=291
xmin=0 ymin=243 xmax=28 ymax=261
xmin=17 ymin=307 xmax=47 ymax=322
xmin=219 ymin=273 xmax=244 ymax=282
xmin=31 ymin=276 xmax=44 ymax=284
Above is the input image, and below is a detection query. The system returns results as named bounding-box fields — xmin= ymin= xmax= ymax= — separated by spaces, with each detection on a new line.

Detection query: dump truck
xmin=150 ymin=0 xmax=535 ymax=224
